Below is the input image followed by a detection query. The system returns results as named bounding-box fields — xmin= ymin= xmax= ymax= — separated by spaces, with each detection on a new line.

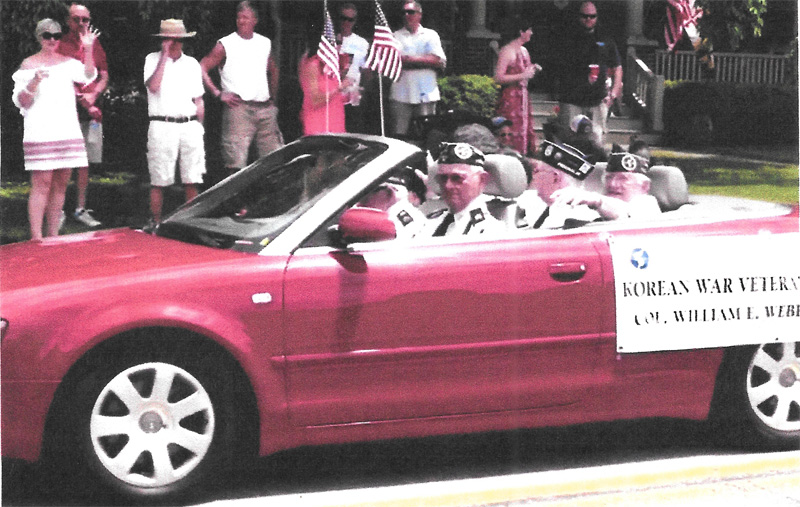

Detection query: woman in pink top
xmin=298 ymin=22 xmax=351 ymax=135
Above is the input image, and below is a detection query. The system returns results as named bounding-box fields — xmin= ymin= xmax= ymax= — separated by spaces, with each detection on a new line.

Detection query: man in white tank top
xmin=201 ymin=1 xmax=283 ymax=181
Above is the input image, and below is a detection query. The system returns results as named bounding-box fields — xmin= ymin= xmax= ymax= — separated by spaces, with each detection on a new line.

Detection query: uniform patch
xmin=396 ymin=210 xmax=414 ymax=226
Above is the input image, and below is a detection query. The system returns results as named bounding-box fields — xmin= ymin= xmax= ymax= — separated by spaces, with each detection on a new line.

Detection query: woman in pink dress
xmin=298 ymin=24 xmax=351 ymax=135
xmin=494 ymin=17 xmax=540 ymax=156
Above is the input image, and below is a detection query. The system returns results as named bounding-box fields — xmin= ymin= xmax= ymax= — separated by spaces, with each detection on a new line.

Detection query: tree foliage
xmin=696 ymin=0 xmax=768 ymax=52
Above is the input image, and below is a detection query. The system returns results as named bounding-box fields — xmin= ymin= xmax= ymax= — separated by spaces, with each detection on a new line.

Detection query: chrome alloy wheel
xmin=746 ymin=342 xmax=800 ymax=433
xmin=89 ymin=362 xmax=215 ymax=488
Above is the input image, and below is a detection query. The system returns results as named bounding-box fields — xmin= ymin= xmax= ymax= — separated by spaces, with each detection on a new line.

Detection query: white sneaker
xmin=74 ymin=208 xmax=101 ymax=227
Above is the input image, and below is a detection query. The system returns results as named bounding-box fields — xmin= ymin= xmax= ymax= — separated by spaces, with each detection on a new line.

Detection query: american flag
xmin=318 ymin=5 xmax=340 ymax=83
xmin=665 ymin=0 xmax=703 ymax=51
xmin=365 ymin=0 xmax=402 ymax=82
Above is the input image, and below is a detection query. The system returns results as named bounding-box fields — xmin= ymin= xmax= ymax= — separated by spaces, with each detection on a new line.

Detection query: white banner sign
xmin=611 ymin=233 xmax=800 ymax=353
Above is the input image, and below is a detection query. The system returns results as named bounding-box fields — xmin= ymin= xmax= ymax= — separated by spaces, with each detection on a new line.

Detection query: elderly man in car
xmin=550 ymin=150 xmax=661 ymax=220
xmin=519 ymin=140 xmax=600 ymax=229
xmin=422 ymin=143 xmax=506 ymax=237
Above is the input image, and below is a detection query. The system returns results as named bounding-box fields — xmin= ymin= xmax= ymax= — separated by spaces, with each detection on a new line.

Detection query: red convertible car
xmin=1 ymin=134 xmax=798 ymax=503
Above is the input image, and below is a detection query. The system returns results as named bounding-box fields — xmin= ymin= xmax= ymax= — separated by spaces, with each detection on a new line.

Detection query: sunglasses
xmin=41 ymin=32 xmax=62 ymax=40
xmin=497 ymin=133 xmax=513 ymax=138
xmin=72 ymin=16 xmax=91 ymax=23
xmin=340 ymin=15 xmax=356 ymax=22
xmin=580 ymin=13 xmax=597 ymax=19
xmin=403 ymin=10 xmax=420 ymax=15
xmin=435 ymin=173 xmax=469 ymax=185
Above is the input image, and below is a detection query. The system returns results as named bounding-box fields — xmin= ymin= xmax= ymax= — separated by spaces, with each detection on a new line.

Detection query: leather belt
xmin=149 ymin=115 xmax=197 ymax=123
xmin=242 ymin=99 xmax=274 ymax=106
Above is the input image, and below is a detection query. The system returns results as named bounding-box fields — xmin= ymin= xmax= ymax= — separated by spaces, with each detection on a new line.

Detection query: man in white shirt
xmin=200 ymin=1 xmax=283 ymax=180
xmin=390 ymin=1 xmax=446 ymax=137
xmin=337 ymin=2 xmax=370 ymax=133
xmin=144 ymin=19 xmax=206 ymax=224
xmin=422 ymin=143 xmax=505 ymax=238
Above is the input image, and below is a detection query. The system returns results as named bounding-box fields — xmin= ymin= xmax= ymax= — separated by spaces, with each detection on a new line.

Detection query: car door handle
xmin=549 ymin=262 xmax=586 ymax=283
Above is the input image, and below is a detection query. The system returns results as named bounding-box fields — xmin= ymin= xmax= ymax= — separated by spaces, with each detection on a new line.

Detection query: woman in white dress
xmin=12 ymin=19 xmax=98 ymax=240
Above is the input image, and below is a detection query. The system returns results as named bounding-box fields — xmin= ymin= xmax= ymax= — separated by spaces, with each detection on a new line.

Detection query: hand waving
xmin=80 ymin=26 xmax=101 ymax=48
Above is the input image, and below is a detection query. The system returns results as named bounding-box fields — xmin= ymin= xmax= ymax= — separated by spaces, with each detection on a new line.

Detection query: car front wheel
xmin=89 ymin=362 xmax=216 ymax=490
xmin=52 ymin=346 xmax=240 ymax=504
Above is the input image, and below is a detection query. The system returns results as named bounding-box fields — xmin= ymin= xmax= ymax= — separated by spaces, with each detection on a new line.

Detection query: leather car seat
xmin=648 ymin=165 xmax=690 ymax=211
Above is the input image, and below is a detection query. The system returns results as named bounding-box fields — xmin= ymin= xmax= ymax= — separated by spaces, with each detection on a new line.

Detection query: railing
xmin=626 ymin=47 xmax=664 ymax=132
xmin=654 ymin=49 xmax=792 ymax=85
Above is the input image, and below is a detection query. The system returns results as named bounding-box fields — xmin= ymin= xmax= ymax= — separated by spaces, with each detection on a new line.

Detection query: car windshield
xmin=157 ymin=137 xmax=385 ymax=251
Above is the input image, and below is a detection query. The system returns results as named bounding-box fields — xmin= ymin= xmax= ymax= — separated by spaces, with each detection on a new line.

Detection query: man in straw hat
xmin=144 ymin=19 xmax=206 ymax=225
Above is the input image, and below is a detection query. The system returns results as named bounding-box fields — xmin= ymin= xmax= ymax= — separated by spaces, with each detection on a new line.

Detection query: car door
xmin=282 ymin=232 xmax=606 ymax=427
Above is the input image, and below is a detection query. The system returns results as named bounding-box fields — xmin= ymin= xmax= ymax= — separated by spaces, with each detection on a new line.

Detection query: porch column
xmin=626 ymin=0 xmax=656 ymax=47
xmin=466 ymin=0 xmax=497 ymax=38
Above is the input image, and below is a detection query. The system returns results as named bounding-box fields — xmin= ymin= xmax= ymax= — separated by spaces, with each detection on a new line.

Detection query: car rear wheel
xmin=713 ymin=342 xmax=800 ymax=450
xmin=52 ymin=346 xmax=239 ymax=504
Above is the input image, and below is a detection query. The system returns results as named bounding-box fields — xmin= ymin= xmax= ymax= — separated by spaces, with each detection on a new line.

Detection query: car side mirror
xmin=338 ymin=207 xmax=397 ymax=244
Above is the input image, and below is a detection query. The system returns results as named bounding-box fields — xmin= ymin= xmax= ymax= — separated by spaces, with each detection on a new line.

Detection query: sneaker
xmin=74 ymin=208 xmax=102 ymax=227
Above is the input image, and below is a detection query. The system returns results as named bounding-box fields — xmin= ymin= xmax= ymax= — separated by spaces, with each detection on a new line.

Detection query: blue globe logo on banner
xmin=630 ymin=248 xmax=649 ymax=269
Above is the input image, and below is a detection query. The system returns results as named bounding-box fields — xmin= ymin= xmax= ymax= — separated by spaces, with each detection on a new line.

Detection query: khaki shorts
xmin=221 ymin=102 xmax=283 ymax=169
xmin=147 ymin=121 xmax=206 ymax=187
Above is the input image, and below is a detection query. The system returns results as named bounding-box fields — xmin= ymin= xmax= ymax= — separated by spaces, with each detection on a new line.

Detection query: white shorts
xmin=147 ymin=120 xmax=206 ymax=187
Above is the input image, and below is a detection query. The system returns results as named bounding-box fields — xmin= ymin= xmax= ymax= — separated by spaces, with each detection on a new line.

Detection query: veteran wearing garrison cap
xmin=550 ymin=149 xmax=661 ymax=221
xmin=520 ymin=140 xmax=601 ymax=229
xmin=422 ymin=143 xmax=506 ymax=238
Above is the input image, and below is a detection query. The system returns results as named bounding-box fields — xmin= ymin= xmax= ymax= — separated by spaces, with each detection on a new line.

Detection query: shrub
xmin=663 ymin=81 xmax=798 ymax=147
xmin=437 ymin=74 xmax=499 ymax=119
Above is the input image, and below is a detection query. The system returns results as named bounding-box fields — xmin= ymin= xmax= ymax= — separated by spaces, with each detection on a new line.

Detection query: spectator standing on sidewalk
xmin=144 ymin=19 xmax=206 ymax=224
xmin=494 ymin=16 xmax=540 ymax=156
xmin=200 ymin=1 xmax=283 ymax=179
xmin=337 ymin=2 xmax=370 ymax=133
xmin=12 ymin=19 xmax=98 ymax=240
xmin=390 ymin=1 xmax=446 ymax=137
xmin=555 ymin=1 xmax=622 ymax=137
xmin=57 ymin=2 xmax=107 ymax=228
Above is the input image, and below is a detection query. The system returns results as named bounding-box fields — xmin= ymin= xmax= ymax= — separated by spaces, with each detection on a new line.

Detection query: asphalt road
xmin=3 ymin=418 xmax=798 ymax=506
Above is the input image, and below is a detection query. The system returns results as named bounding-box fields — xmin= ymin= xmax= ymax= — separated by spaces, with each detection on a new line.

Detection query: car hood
xmin=0 ymin=228 xmax=251 ymax=293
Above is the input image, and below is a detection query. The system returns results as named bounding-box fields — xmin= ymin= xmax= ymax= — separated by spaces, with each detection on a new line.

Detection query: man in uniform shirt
xmin=520 ymin=140 xmax=599 ymax=229
xmin=422 ymin=143 xmax=506 ymax=237
xmin=550 ymin=150 xmax=661 ymax=220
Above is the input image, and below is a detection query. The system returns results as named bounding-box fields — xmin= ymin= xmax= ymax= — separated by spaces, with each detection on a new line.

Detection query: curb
xmin=202 ymin=451 xmax=800 ymax=507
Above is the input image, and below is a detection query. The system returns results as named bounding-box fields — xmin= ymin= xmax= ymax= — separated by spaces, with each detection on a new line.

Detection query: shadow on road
xmin=3 ymin=417 xmax=729 ymax=506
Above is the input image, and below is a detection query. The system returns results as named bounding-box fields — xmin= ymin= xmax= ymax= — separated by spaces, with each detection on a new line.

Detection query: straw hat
xmin=152 ymin=19 xmax=196 ymax=38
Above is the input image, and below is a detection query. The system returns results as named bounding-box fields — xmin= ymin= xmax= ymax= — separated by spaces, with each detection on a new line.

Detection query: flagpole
xmin=379 ymin=77 xmax=385 ymax=137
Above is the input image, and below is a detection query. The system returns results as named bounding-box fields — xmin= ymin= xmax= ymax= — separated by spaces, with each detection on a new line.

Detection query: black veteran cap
xmin=437 ymin=142 xmax=485 ymax=167
xmin=607 ymin=152 xmax=649 ymax=174
xmin=537 ymin=140 xmax=595 ymax=181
